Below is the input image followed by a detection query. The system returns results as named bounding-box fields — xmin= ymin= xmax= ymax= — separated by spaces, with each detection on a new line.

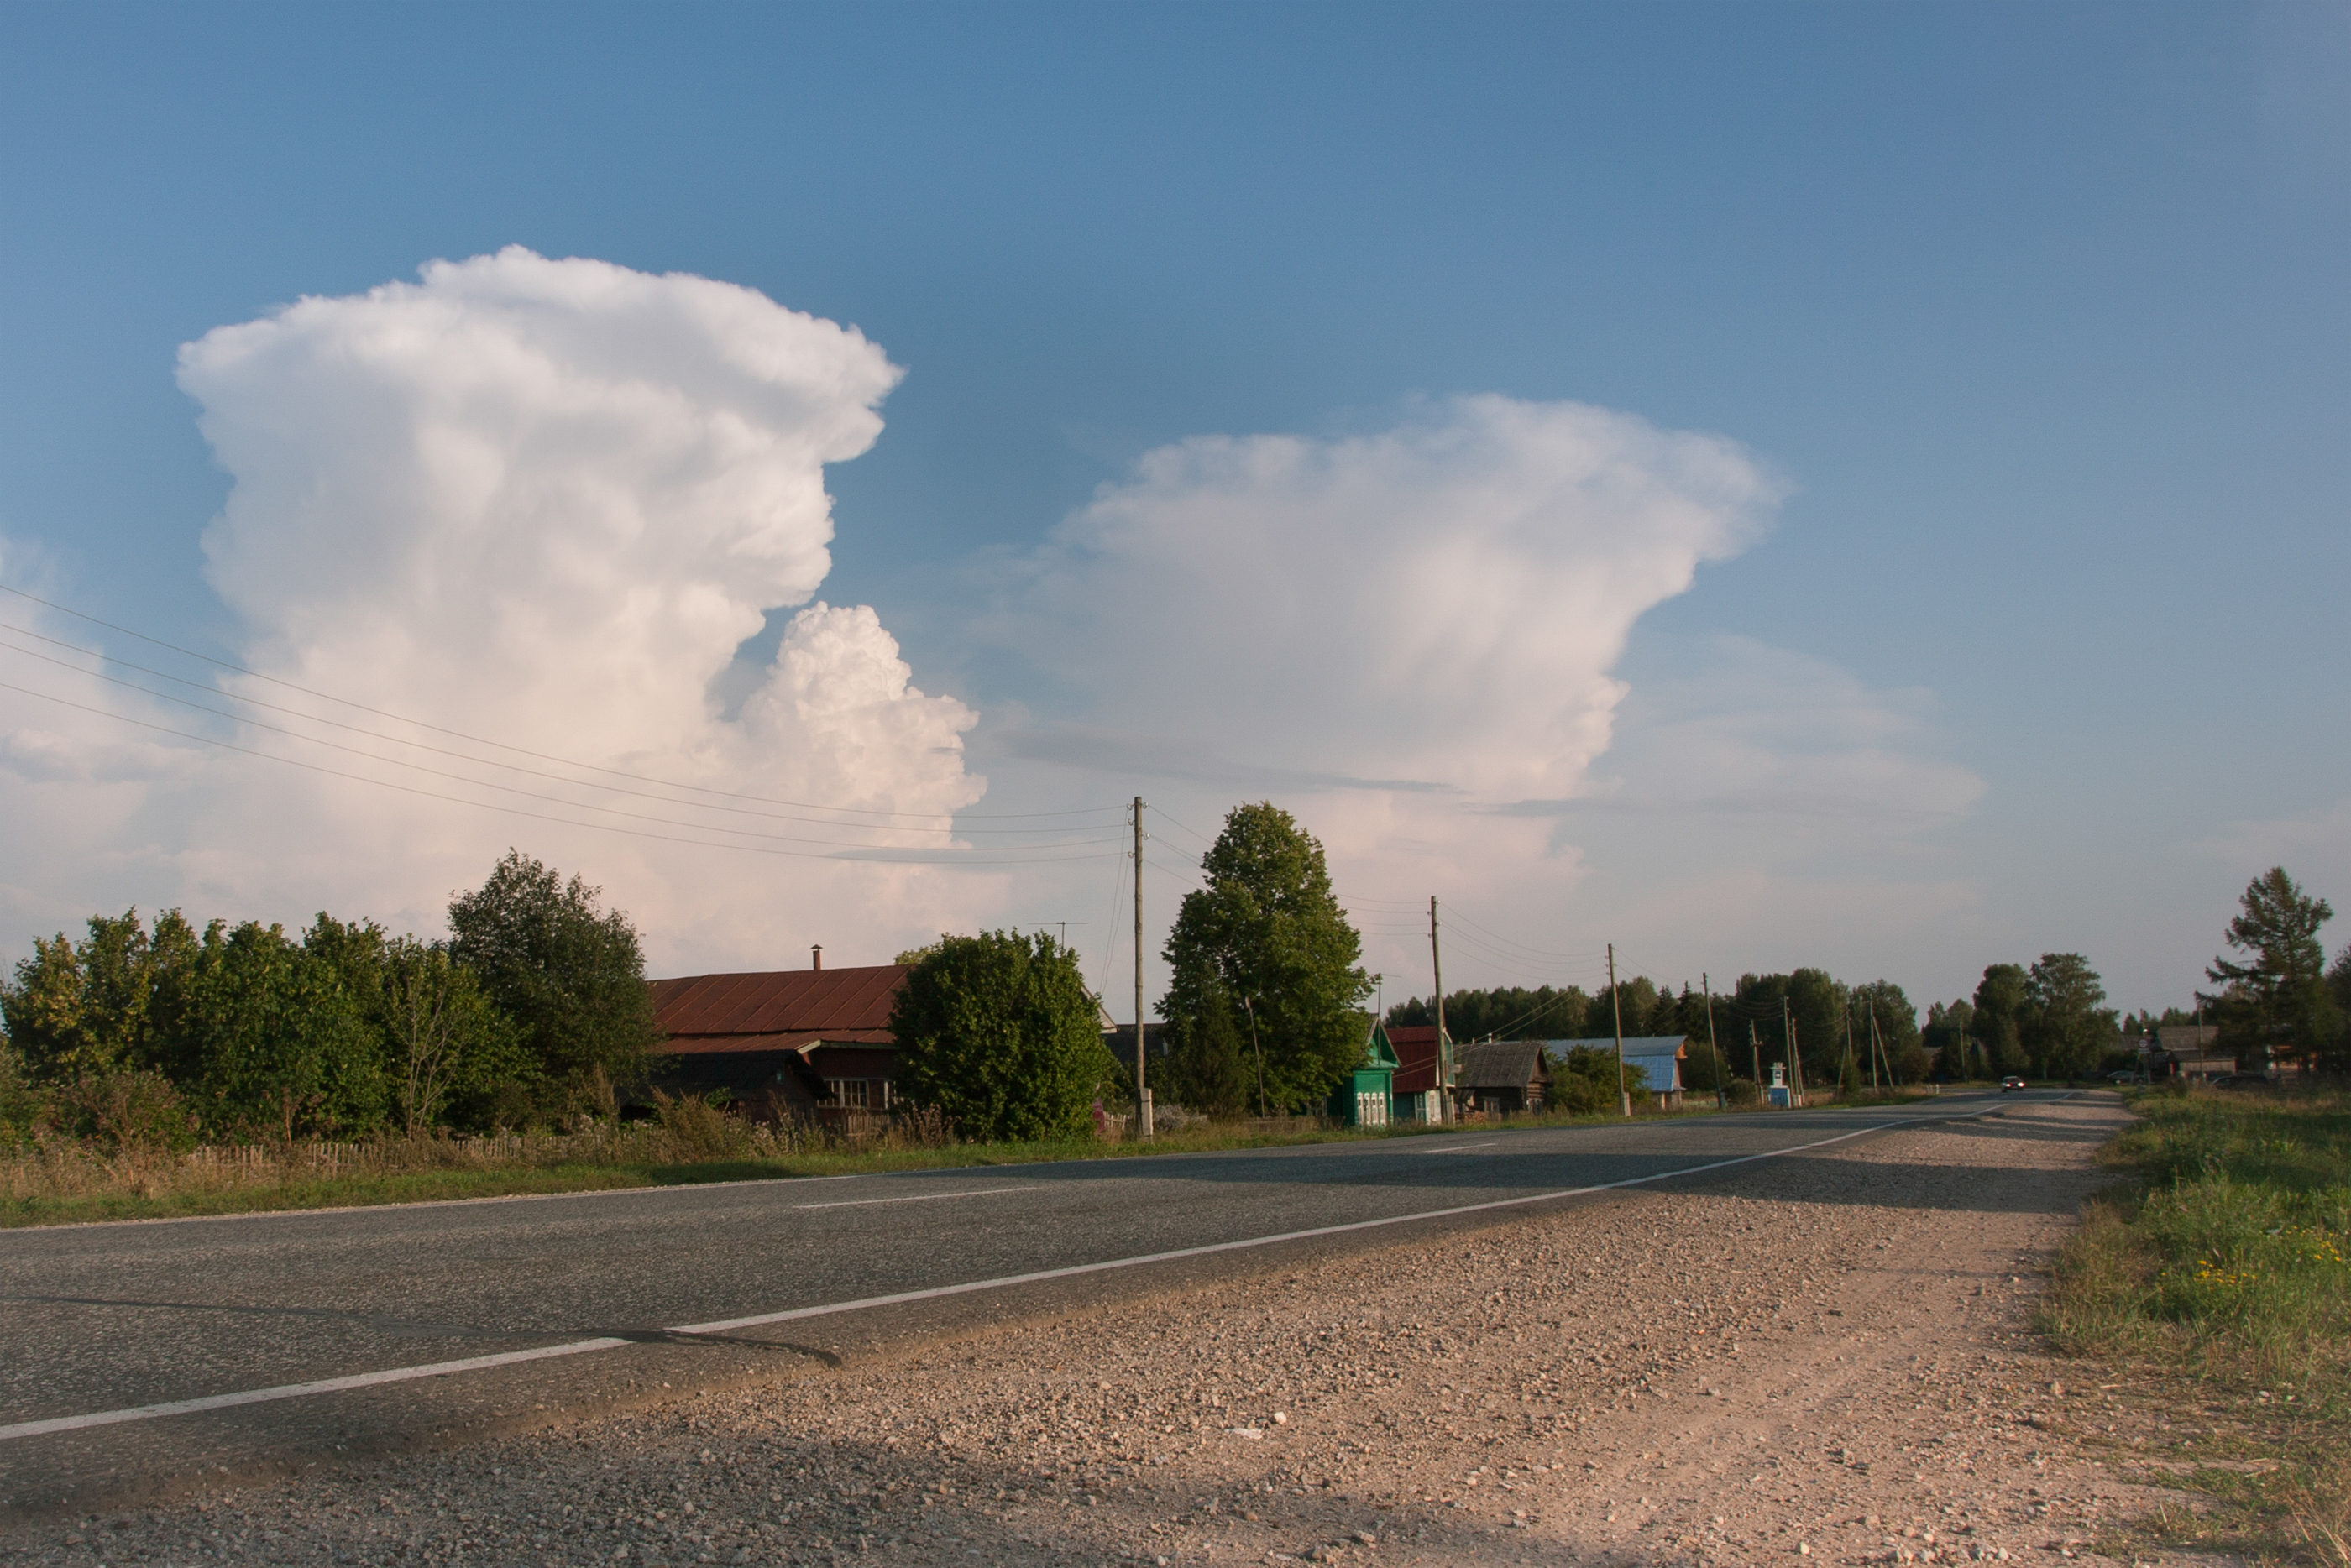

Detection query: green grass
xmin=0 ymin=1092 xmax=1761 ymax=1229
xmin=2045 ymin=1083 xmax=2351 ymax=1565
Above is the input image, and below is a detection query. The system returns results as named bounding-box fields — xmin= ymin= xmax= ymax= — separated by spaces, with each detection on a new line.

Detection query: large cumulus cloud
xmin=0 ymin=249 xmax=997 ymax=969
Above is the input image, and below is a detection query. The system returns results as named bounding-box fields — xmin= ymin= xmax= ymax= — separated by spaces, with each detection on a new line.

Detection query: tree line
xmin=0 ymin=852 xmax=659 ymax=1146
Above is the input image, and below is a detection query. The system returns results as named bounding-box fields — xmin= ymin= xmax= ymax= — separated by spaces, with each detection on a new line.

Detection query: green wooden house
xmin=1328 ymin=1017 xmax=1401 ymax=1126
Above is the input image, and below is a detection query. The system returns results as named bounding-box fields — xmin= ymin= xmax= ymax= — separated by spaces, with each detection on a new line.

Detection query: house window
xmin=827 ymin=1079 xmax=869 ymax=1108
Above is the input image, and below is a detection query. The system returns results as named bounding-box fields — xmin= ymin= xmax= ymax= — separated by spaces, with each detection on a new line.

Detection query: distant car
xmin=2207 ymin=1073 xmax=2275 ymax=1090
xmin=2001 ymin=1075 xmax=2027 ymax=1092
xmin=2105 ymin=1069 xmax=2139 ymax=1084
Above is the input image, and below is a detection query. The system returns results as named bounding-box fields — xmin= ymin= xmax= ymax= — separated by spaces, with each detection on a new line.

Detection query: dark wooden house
xmin=1385 ymin=1023 xmax=1456 ymax=1124
xmin=1455 ymin=1040 xmax=1548 ymax=1116
xmin=648 ymin=959 xmax=907 ymax=1119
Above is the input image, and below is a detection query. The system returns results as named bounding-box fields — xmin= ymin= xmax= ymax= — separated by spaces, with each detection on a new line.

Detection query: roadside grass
xmin=2043 ymin=1083 xmax=2351 ymax=1565
xmin=0 ymin=1086 xmax=1778 ymax=1229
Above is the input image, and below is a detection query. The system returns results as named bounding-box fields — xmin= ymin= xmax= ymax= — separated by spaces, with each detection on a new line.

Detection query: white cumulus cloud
xmin=0 ymin=248 xmax=998 ymax=970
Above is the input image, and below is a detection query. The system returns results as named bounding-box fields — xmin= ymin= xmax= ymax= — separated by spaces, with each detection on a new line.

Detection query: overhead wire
xmin=0 ymin=622 xmax=1116 ymax=838
xmin=0 ymin=641 xmax=1125 ymax=855
xmin=0 ymin=581 xmax=1122 ymax=823
xmin=0 ymin=677 xmax=1123 ymax=865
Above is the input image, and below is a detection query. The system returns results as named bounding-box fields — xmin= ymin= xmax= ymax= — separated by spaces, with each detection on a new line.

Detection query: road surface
xmin=0 ymin=1092 xmax=2056 ymax=1514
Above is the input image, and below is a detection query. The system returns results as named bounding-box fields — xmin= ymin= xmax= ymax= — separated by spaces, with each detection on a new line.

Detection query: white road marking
xmin=793 ymin=1186 xmax=1035 ymax=1210
xmin=0 ymin=1105 xmax=1987 ymax=1445
xmin=1416 ymin=1141 xmax=1498 ymax=1153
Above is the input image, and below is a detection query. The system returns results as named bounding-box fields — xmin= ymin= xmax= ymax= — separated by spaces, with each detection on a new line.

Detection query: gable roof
xmin=650 ymin=964 xmax=907 ymax=1057
xmin=1359 ymin=1017 xmax=1401 ymax=1071
xmin=1385 ymin=1023 xmax=1447 ymax=1095
xmin=1544 ymin=1036 xmax=1689 ymax=1058
xmin=1457 ymin=1040 xmax=1547 ymax=1090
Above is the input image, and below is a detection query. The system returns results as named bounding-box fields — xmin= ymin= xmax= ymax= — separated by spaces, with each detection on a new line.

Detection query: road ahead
xmin=0 ymin=1093 xmax=2055 ymax=1513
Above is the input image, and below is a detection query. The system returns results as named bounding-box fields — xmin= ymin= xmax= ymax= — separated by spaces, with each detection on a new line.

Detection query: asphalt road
xmin=0 ymin=1091 xmax=2058 ymax=1516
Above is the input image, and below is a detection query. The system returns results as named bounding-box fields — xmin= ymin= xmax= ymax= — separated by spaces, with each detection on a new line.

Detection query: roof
xmin=650 ymin=964 xmax=908 ymax=1057
xmin=1545 ymin=1036 xmax=1689 ymax=1060
xmin=2157 ymin=1024 xmax=2222 ymax=1056
xmin=1456 ymin=1040 xmax=1547 ymax=1090
xmin=1359 ymin=1018 xmax=1401 ymax=1071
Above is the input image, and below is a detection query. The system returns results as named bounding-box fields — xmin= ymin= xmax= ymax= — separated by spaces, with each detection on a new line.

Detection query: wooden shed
xmin=648 ymin=961 xmax=907 ymax=1119
xmin=1455 ymin=1040 xmax=1549 ymax=1116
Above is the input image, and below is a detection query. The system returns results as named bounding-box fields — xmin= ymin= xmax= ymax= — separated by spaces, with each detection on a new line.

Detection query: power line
xmin=0 ymin=624 xmax=1119 ymax=838
xmin=0 ymin=581 xmax=1121 ymax=823
xmin=0 ymin=677 xmax=1124 ymax=866
xmin=0 ymin=649 xmax=1123 ymax=855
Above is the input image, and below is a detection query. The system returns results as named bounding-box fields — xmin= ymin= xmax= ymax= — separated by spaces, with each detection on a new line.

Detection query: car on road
xmin=2207 ymin=1072 xmax=2276 ymax=1090
xmin=2001 ymin=1075 xmax=2027 ymax=1092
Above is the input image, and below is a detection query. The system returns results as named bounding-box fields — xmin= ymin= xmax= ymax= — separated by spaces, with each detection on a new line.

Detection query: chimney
xmin=811 ymin=943 xmax=824 ymax=971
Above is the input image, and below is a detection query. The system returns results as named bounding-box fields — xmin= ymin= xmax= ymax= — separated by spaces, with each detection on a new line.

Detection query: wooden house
xmin=1455 ymin=1040 xmax=1548 ymax=1116
xmin=648 ymin=954 xmax=907 ymax=1120
xmin=1328 ymin=1018 xmax=1401 ymax=1126
xmin=1384 ymin=1023 xmax=1455 ymax=1123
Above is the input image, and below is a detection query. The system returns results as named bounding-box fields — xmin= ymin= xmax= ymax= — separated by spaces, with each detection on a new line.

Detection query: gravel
xmin=3 ymin=1099 xmax=2187 ymax=1568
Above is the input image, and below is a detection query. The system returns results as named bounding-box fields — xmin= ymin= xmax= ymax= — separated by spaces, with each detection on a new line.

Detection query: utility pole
xmin=1869 ymin=1006 xmax=1888 ymax=1089
xmin=1702 ymin=972 xmax=1723 ymax=1108
xmin=1842 ymin=1001 xmax=1857 ymax=1095
xmin=1749 ymin=1021 xmax=1763 ymax=1100
xmin=1134 ymin=796 xmax=1150 ymax=1140
xmin=1244 ymin=996 xmax=1265 ymax=1118
xmin=1429 ymin=897 xmax=1448 ymax=1125
xmin=1783 ymin=996 xmax=1803 ymax=1105
xmin=1608 ymin=943 xmax=1629 ymax=1117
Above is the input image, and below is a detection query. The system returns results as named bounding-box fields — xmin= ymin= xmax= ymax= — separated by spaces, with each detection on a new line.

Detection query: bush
xmin=1725 ymin=1076 xmax=1761 ymax=1107
xmin=890 ymin=931 xmax=1120 ymax=1143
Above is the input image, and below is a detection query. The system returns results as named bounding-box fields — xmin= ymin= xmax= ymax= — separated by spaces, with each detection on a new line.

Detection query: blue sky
xmin=1 ymin=3 xmax=2346 ymax=1015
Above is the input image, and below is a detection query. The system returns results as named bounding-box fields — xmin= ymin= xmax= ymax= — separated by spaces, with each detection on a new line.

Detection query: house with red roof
xmin=647 ymin=947 xmax=906 ymax=1118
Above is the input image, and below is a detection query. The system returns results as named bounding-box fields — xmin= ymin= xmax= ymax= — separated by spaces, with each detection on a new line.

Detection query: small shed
xmin=1540 ymin=1036 xmax=1690 ymax=1109
xmin=1456 ymin=1040 xmax=1548 ymax=1116
xmin=1328 ymin=1018 xmax=1401 ymax=1126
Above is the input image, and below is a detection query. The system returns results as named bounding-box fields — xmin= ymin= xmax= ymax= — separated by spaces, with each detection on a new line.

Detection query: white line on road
xmin=1416 ymin=1142 xmax=1498 ymax=1153
xmin=0 ymin=1105 xmax=1993 ymax=1445
xmin=794 ymin=1186 xmax=1035 ymax=1210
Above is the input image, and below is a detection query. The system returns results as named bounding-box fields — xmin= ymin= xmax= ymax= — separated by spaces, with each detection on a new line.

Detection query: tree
xmin=1 ymin=908 xmax=202 ymax=1083
xmin=1850 ymin=980 xmax=1924 ymax=1083
xmin=181 ymin=921 xmax=385 ymax=1142
xmin=1160 ymin=804 xmax=1369 ymax=1114
xmin=2024 ymin=953 xmax=2116 ymax=1080
xmin=1160 ymin=962 xmax=1249 ymax=1117
xmin=1973 ymin=964 xmax=2029 ymax=1076
xmin=889 ymin=931 xmax=1117 ymax=1142
xmin=1387 ymin=985 xmax=1590 ymax=1042
xmin=2202 ymin=868 xmax=2337 ymax=1070
xmin=378 ymin=938 xmax=520 ymax=1137
xmin=1925 ymin=998 xmax=1976 ymax=1079
xmin=447 ymin=850 xmax=659 ymax=1105
xmin=1549 ymin=1046 xmax=1648 ymax=1114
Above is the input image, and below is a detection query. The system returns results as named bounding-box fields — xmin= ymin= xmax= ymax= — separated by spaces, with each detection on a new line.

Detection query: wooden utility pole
xmin=1749 ymin=1021 xmax=1763 ymax=1098
xmin=1843 ymin=1001 xmax=1858 ymax=1093
xmin=1429 ymin=896 xmax=1448 ymax=1124
xmin=1608 ymin=943 xmax=1629 ymax=1116
xmin=1783 ymin=996 xmax=1804 ymax=1103
xmin=1134 ymin=796 xmax=1150 ymax=1139
xmin=1702 ymin=972 xmax=1722 ymax=1107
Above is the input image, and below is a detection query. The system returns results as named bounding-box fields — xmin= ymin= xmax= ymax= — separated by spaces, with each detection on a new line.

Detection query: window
xmin=826 ymin=1079 xmax=869 ymax=1108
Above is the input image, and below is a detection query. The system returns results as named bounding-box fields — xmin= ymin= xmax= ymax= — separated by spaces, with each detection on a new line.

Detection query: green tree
xmin=1386 ymin=985 xmax=1590 ymax=1042
xmin=448 ymin=850 xmax=659 ymax=1106
xmin=1160 ymin=804 xmax=1369 ymax=1113
xmin=2201 ymin=867 xmax=2337 ymax=1070
xmin=889 ymin=930 xmax=1117 ymax=1142
xmin=1973 ymin=964 xmax=2029 ymax=1076
xmin=1161 ymin=962 xmax=1249 ymax=1117
xmin=181 ymin=921 xmax=385 ymax=1142
xmin=1 ymin=908 xmax=202 ymax=1083
xmin=1925 ymin=998 xmax=1976 ymax=1079
xmin=1548 ymin=1045 xmax=1649 ymax=1114
xmin=378 ymin=938 xmax=521 ymax=1136
xmin=1850 ymin=980 xmax=1924 ymax=1083
xmin=2024 ymin=952 xmax=2117 ymax=1080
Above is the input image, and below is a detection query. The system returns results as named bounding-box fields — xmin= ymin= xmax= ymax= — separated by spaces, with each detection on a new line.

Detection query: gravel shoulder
xmin=3 ymin=1097 xmax=2181 ymax=1567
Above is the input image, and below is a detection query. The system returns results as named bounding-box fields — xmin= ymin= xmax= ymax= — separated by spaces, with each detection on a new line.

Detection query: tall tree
xmin=1160 ymin=803 xmax=1370 ymax=1114
xmin=889 ymin=931 xmax=1117 ymax=1142
xmin=1973 ymin=964 xmax=2029 ymax=1076
xmin=377 ymin=938 xmax=521 ymax=1137
xmin=2024 ymin=953 xmax=2117 ymax=1079
xmin=447 ymin=850 xmax=659 ymax=1105
xmin=1850 ymin=980 xmax=1924 ymax=1082
xmin=1160 ymin=960 xmax=1250 ymax=1116
xmin=2202 ymin=867 xmax=2338 ymax=1069
xmin=1 ymin=909 xmax=202 ymax=1083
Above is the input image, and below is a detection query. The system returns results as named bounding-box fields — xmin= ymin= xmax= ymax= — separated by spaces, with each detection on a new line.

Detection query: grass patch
xmin=0 ymin=1092 xmax=1752 ymax=1229
xmin=2045 ymin=1083 xmax=2351 ymax=1565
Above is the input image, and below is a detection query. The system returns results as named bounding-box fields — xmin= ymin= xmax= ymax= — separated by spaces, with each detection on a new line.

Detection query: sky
xmin=0 ymin=2 xmax=2346 ymax=1022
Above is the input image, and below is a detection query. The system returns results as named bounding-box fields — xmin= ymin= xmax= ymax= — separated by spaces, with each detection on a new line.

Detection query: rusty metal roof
xmin=649 ymin=964 xmax=908 ymax=1056
xmin=1387 ymin=1024 xmax=1444 ymax=1095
